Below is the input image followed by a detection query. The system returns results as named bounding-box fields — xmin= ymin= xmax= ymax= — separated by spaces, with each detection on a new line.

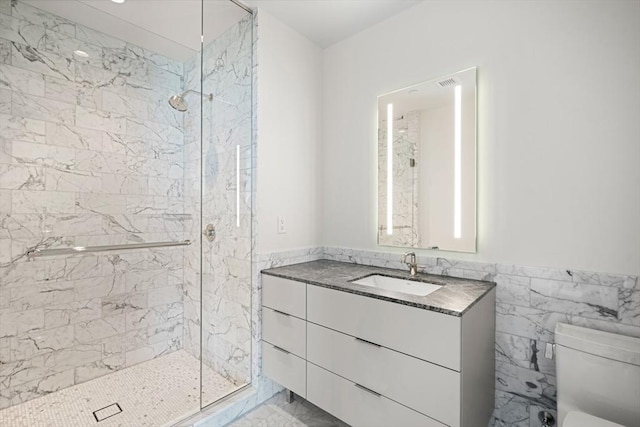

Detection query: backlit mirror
xmin=377 ymin=67 xmax=476 ymax=252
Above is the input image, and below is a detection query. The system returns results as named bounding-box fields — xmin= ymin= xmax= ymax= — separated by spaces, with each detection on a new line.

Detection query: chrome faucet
xmin=402 ymin=252 xmax=418 ymax=276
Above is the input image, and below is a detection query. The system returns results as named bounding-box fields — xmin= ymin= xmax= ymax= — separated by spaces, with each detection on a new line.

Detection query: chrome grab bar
xmin=26 ymin=240 xmax=191 ymax=258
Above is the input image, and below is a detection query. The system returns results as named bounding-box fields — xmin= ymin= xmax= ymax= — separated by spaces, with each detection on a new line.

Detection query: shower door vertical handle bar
xmin=26 ymin=240 xmax=192 ymax=258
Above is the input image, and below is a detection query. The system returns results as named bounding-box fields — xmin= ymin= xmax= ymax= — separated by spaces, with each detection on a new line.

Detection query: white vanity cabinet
xmin=262 ymin=273 xmax=495 ymax=427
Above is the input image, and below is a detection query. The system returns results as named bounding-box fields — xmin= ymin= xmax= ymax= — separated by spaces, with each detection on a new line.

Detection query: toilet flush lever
xmin=544 ymin=343 xmax=554 ymax=359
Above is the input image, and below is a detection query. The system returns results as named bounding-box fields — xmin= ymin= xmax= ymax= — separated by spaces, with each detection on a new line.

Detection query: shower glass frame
xmin=197 ymin=0 xmax=255 ymax=411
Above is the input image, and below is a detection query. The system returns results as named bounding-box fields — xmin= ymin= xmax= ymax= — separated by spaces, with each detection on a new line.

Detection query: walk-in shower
xmin=0 ymin=0 xmax=253 ymax=425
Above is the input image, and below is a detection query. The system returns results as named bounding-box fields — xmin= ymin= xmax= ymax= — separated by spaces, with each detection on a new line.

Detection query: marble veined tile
xmin=102 ymin=90 xmax=150 ymax=120
xmin=102 ymin=174 xmax=148 ymax=195
xmin=0 ymin=164 xmax=45 ymax=190
xmin=495 ymin=332 xmax=555 ymax=376
xmin=490 ymin=390 xmax=530 ymax=427
xmin=11 ymin=41 xmax=73 ymax=81
xmin=496 ymin=303 xmax=570 ymax=342
xmin=0 ymin=137 xmax=10 ymax=164
xmin=75 ymin=149 xmax=127 ymax=175
xmin=44 ymin=74 xmax=103 ymax=109
xmin=44 ymin=168 xmax=102 ymax=193
xmin=0 ymin=87 xmax=10 ymax=113
xmin=0 ymin=113 xmax=45 ymax=143
xmin=74 ymin=62 xmax=128 ymax=96
xmin=0 ymin=0 xmax=10 ymax=16
xmin=0 ymin=213 xmax=41 ymax=241
xmin=76 ymin=192 xmax=127 ymax=215
xmin=0 ymin=189 xmax=11 ymax=215
xmin=0 ymin=308 xmax=44 ymax=338
xmin=7 ymin=279 xmax=75 ymax=312
xmin=44 ymin=255 xmax=106 ymax=282
xmin=43 ymin=213 xmax=103 ymax=238
xmin=0 ymin=38 xmax=10 ymax=64
xmin=12 ymin=92 xmax=75 ymax=125
xmin=126 ymin=44 xmax=183 ymax=75
xmin=44 ymin=298 xmax=102 ymax=329
xmin=43 ymin=30 xmax=102 ymax=67
xmin=619 ymin=289 xmax=640 ymax=326
xmin=45 ymin=122 xmax=101 ymax=151
xmin=0 ymin=13 xmax=46 ymax=48
xmin=11 ymin=1 xmax=76 ymax=38
xmin=76 ymin=106 xmax=126 ymax=133
xmin=12 ymin=189 xmax=75 ymax=214
xmin=11 ymin=140 xmax=75 ymax=170
xmin=530 ymin=278 xmax=618 ymax=320
xmin=0 ymin=63 xmax=45 ymax=97
xmin=495 ymin=361 xmax=556 ymax=407
xmin=126 ymin=117 xmax=182 ymax=144
xmin=75 ymin=315 xmax=126 ymax=344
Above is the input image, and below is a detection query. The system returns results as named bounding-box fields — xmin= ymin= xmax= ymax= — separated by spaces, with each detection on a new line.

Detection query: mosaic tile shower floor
xmin=0 ymin=350 xmax=240 ymax=427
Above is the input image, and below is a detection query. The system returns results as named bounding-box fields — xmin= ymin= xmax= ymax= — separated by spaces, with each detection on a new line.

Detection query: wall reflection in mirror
xmin=377 ymin=67 xmax=476 ymax=252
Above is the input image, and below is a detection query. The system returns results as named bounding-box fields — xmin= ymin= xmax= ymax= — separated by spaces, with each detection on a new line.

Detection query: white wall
xmin=322 ymin=0 xmax=640 ymax=275
xmin=256 ymin=11 xmax=323 ymax=253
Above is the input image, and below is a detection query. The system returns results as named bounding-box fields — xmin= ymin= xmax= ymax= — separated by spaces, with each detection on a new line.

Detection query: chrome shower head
xmin=168 ymin=90 xmax=214 ymax=112
xmin=168 ymin=95 xmax=188 ymax=112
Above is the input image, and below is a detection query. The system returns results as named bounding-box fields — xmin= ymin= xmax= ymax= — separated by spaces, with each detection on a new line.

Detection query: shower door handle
xmin=203 ymin=224 xmax=216 ymax=242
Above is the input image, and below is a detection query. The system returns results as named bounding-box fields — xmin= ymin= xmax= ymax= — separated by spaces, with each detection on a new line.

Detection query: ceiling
xmin=22 ymin=0 xmax=422 ymax=62
xmin=244 ymin=0 xmax=422 ymax=48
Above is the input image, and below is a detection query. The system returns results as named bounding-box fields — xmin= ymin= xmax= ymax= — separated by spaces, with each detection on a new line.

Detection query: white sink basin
xmin=351 ymin=275 xmax=442 ymax=297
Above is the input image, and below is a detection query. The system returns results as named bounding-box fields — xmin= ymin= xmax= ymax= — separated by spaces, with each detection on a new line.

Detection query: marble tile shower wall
xmin=320 ymin=247 xmax=639 ymax=427
xmin=0 ymin=0 xmax=187 ymax=410
xmin=182 ymin=15 xmax=253 ymax=386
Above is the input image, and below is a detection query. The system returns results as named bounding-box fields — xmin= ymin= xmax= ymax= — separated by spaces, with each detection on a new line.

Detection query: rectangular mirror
xmin=377 ymin=67 xmax=476 ymax=252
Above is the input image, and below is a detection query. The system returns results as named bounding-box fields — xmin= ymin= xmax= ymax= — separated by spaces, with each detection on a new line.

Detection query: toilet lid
xmin=563 ymin=411 xmax=625 ymax=427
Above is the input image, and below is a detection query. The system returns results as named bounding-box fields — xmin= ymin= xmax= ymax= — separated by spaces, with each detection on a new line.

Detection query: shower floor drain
xmin=93 ymin=403 xmax=122 ymax=422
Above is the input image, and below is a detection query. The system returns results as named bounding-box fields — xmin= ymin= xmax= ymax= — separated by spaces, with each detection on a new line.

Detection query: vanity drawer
xmin=262 ymin=341 xmax=306 ymax=398
xmin=307 ymin=285 xmax=461 ymax=370
xmin=263 ymin=307 xmax=306 ymax=358
xmin=307 ymin=363 xmax=446 ymax=427
xmin=262 ymin=274 xmax=306 ymax=319
xmin=307 ymin=322 xmax=460 ymax=426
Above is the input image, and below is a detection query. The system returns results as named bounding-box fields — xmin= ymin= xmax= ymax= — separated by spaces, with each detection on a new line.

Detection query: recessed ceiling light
xmin=111 ymin=0 xmax=125 ymax=3
xmin=74 ymin=50 xmax=89 ymax=58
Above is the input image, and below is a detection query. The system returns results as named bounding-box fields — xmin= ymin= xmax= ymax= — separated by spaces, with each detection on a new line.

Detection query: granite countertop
xmin=261 ymin=259 xmax=495 ymax=317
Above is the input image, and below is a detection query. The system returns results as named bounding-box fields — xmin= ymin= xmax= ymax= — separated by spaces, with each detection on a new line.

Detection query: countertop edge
xmin=261 ymin=262 xmax=496 ymax=317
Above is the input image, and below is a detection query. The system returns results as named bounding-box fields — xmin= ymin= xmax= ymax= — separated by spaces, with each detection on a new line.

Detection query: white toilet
xmin=555 ymin=323 xmax=640 ymax=427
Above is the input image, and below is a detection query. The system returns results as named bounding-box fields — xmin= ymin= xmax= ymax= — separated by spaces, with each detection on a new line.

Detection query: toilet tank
xmin=555 ymin=323 xmax=640 ymax=427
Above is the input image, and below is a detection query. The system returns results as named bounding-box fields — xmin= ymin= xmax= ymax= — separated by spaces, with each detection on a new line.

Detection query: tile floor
xmin=0 ymin=350 xmax=241 ymax=427
xmin=226 ymin=392 xmax=349 ymax=427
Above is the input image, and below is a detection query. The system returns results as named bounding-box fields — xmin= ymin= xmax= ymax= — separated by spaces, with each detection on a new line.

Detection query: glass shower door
xmin=0 ymin=0 xmax=205 ymax=424
xmin=183 ymin=0 xmax=254 ymax=408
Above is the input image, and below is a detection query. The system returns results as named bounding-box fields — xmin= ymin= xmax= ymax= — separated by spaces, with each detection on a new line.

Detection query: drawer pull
xmin=355 ymin=337 xmax=381 ymax=348
xmin=354 ymin=383 xmax=382 ymax=397
xmin=272 ymin=309 xmax=291 ymax=317
xmin=272 ymin=345 xmax=290 ymax=355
